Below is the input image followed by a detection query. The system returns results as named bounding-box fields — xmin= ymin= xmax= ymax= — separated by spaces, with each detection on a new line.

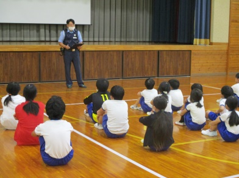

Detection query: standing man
xmin=58 ymin=19 xmax=86 ymax=88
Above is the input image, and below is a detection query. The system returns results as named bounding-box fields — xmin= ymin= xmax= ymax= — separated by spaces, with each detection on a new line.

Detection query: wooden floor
xmin=0 ymin=75 xmax=239 ymax=178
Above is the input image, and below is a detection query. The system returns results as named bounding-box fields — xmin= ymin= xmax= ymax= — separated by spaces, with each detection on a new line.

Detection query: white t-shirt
xmin=220 ymin=111 xmax=239 ymax=135
xmin=219 ymin=98 xmax=228 ymax=115
xmin=187 ymin=96 xmax=204 ymax=105
xmin=186 ymin=103 xmax=206 ymax=125
xmin=168 ymin=89 xmax=184 ymax=107
xmin=158 ymin=94 xmax=172 ymax=113
xmin=232 ymin=83 xmax=239 ymax=97
xmin=0 ymin=94 xmax=25 ymax=130
xmin=141 ymin=89 xmax=158 ymax=108
xmin=35 ymin=120 xmax=73 ymax=159
xmin=102 ymin=100 xmax=129 ymax=134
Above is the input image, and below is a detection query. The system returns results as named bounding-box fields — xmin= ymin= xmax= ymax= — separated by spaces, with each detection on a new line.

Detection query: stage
xmin=0 ymin=42 xmax=228 ymax=83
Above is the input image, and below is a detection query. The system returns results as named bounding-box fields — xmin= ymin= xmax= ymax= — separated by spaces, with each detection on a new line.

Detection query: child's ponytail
xmin=4 ymin=95 xmax=12 ymax=106
xmin=228 ymin=110 xmax=239 ymax=126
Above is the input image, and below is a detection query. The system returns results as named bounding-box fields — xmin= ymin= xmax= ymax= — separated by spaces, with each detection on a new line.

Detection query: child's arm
xmin=31 ymin=130 xmax=40 ymax=137
xmin=180 ymin=109 xmax=187 ymax=116
xmin=139 ymin=115 xmax=152 ymax=126
xmin=83 ymin=94 xmax=93 ymax=105
xmin=216 ymin=106 xmax=225 ymax=114
xmin=137 ymin=91 xmax=142 ymax=97
xmin=97 ymin=108 xmax=105 ymax=124
xmin=13 ymin=114 xmax=18 ymax=120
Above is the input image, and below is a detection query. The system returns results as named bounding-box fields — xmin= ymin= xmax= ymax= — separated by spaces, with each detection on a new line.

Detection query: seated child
xmin=32 ymin=96 xmax=74 ymax=166
xmin=175 ymin=83 xmax=204 ymax=126
xmin=179 ymin=88 xmax=206 ymax=130
xmin=202 ymin=96 xmax=239 ymax=142
xmin=14 ymin=84 xmax=44 ymax=145
xmin=139 ymin=96 xmax=174 ymax=152
xmin=130 ymin=78 xmax=158 ymax=113
xmin=0 ymin=82 xmax=25 ymax=130
xmin=156 ymin=82 xmax=172 ymax=113
xmin=96 ymin=85 xmax=129 ymax=138
xmin=168 ymin=79 xmax=184 ymax=112
xmin=232 ymin=73 xmax=239 ymax=106
xmin=83 ymin=78 xmax=110 ymax=123
xmin=206 ymin=86 xmax=234 ymax=120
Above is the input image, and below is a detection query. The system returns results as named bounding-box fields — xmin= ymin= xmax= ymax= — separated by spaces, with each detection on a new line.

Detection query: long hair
xmin=152 ymin=110 xmax=172 ymax=151
xmin=4 ymin=82 xmax=21 ymax=106
xmin=23 ymin=84 xmax=39 ymax=115
xmin=158 ymin=82 xmax=170 ymax=100
xmin=152 ymin=96 xmax=171 ymax=151
xmin=190 ymin=88 xmax=203 ymax=108
xmin=226 ymin=96 xmax=239 ymax=126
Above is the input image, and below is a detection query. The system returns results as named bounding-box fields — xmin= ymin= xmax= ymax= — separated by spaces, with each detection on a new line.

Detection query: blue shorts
xmin=208 ymin=112 xmax=220 ymax=121
xmin=184 ymin=112 xmax=205 ymax=131
xmin=172 ymin=105 xmax=182 ymax=112
xmin=234 ymin=94 xmax=239 ymax=107
xmin=39 ymin=136 xmax=74 ymax=166
xmin=102 ymin=115 xmax=127 ymax=138
xmin=185 ymin=101 xmax=190 ymax=108
xmin=139 ymin=97 xmax=152 ymax=113
xmin=218 ymin=121 xmax=239 ymax=142
xmin=87 ymin=103 xmax=98 ymax=123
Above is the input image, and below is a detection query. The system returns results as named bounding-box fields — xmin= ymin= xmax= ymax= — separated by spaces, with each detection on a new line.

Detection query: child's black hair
xmin=226 ymin=96 xmax=239 ymax=127
xmin=4 ymin=82 xmax=21 ymax=106
xmin=23 ymin=84 xmax=39 ymax=116
xmin=46 ymin=96 xmax=66 ymax=120
xmin=168 ymin=79 xmax=180 ymax=90
xmin=110 ymin=85 xmax=124 ymax=100
xmin=221 ymin=85 xmax=234 ymax=99
xmin=235 ymin=73 xmax=239 ymax=79
xmin=152 ymin=96 xmax=172 ymax=151
xmin=158 ymin=82 xmax=170 ymax=100
xmin=190 ymin=88 xmax=203 ymax=108
xmin=153 ymin=96 xmax=167 ymax=110
xmin=96 ymin=78 xmax=109 ymax=92
xmin=191 ymin=83 xmax=203 ymax=93
xmin=145 ymin=78 xmax=155 ymax=89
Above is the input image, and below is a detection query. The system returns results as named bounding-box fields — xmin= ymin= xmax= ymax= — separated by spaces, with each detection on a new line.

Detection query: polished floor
xmin=0 ymin=75 xmax=238 ymax=178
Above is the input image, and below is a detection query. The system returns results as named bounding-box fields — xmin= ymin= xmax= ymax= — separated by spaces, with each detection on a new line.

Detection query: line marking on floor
xmin=170 ymin=147 xmax=239 ymax=165
xmin=73 ymin=129 xmax=166 ymax=178
xmin=62 ymin=114 xmax=239 ymax=166
xmin=223 ymin=174 xmax=239 ymax=178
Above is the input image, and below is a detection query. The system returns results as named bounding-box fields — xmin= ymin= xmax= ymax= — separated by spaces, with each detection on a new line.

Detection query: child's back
xmin=1 ymin=94 xmax=25 ymax=130
xmin=141 ymin=88 xmax=158 ymax=108
xmin=35 ymin=120 xmax=73 ymax=158
xmin=102 ymin=99 xmax=128 ymax=134
xmin=169 ymin=89 xmax=183 ymax=107
xmin=83 ymin=78 xmax=110 ymax=123
xmin=168 ymin=79 xmax=184 ymax=111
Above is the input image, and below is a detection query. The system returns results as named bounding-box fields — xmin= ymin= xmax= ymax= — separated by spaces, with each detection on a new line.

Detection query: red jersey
xmin=14 ymin=101 xmax=45 ymax=145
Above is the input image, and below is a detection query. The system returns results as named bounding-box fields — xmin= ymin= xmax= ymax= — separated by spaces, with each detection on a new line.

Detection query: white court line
xmin=190 ymin=83 xmax=221 ymax=90
xmin=73 ymin=129 xmax=166 ymax=178
xmin=65 ymin=99 xmax=137 ymax=106
xmin=223 ymin=174 xmax=239 ymax=178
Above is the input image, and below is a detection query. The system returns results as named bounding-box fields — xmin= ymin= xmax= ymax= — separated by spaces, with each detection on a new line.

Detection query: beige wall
xmin=210 ymin=0 xmax=230 ymax=43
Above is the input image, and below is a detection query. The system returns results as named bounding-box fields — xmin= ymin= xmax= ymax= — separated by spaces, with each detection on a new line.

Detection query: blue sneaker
xmin=67 ymin=84 xmax=72 ymax=88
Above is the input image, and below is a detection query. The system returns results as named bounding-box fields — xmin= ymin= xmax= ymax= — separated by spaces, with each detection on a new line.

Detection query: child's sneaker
xmin=141 ymin=139 xmax=144 ymax=143
xmin=137 ymin=107 xmax=143 ymax=111
xmin=201 ymin=129 xmax=217 ymax=137
xmin=94 ymin=123 xmax=103 ymax=129
xmin=84 ymin=110 xmax=89 ymax=117
xmin=175 ymin=121 xmax=185 ymax=126
xmin=130 ymin=105 xmax=138 ymax=110
xmin=177 ymin=110 xmax=182 ymax=114
xmin=147 ymin=112 xmax=152 ymax=115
